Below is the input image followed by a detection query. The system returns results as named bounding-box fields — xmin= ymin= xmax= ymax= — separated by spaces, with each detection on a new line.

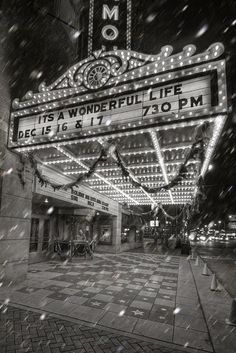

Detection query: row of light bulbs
xmin=82 ymin=172 xmax=194 ymax=183
xmin=11 ymin=43 xmax=223 ymax=110
xmin=12 ymin=117 xmax=215 ymax=153
xmin=63 ymin=161 xmax=197 ymax=174
xmin=200 ymin=116 xmax=226 ymax=177
xmin=43 ymin=143 xmax=192 ymax=165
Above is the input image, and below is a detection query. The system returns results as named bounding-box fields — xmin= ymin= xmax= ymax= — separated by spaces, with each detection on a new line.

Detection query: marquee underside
xmin=19 ymin=115 xmax=225 ymax=206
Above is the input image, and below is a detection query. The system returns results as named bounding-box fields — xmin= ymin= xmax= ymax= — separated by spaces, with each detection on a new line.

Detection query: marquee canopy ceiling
xmin=21 ymin=115 xmax=225 ymax=206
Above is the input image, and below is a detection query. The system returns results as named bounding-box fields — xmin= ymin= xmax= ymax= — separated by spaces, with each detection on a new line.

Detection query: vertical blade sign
xmin=89 ymin=0 xmax=132 ymax=54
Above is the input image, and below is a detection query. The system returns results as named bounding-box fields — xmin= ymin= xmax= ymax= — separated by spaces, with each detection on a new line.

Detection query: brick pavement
xmin=0 ymin=304 xmax=202 ymax=353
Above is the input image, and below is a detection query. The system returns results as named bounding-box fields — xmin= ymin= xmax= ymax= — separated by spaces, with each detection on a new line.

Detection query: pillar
xmin=0 ymin=17 xmax=33 ymax=285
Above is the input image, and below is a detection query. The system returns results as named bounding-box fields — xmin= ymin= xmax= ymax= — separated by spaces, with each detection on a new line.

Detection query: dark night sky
xmin=2 ymin=0 xmax=236 ymax=100
xmin=2 ymin=0 xmax=236 ymax=223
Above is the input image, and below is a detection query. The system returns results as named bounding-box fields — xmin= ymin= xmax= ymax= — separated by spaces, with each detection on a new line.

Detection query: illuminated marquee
xmin=16 ymin=76 xmax=212 ymax=141
xmin=9 ymin=43 xmax=227 ymax=149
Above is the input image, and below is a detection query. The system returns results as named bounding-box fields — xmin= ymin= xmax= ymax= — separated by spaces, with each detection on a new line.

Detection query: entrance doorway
xmin=29 ymin=216 xmax=51 ymax=264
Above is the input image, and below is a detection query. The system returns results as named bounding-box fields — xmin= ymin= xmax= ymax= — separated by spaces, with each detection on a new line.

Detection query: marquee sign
xmin=15 ymin=75 xmax=212 ymax=141
xmin=9 ymin=43 xmax=227 ymax=149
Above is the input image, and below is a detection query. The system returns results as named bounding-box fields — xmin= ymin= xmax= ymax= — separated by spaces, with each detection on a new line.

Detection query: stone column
xmin=112 ymin=205 xmax=122 ymax=253
xmin=0 ymin=18 xmax=33 ymax=285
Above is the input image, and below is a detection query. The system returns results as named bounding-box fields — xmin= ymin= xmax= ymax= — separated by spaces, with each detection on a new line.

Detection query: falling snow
xmin=0 ymin=0 xmax=236 ymax=352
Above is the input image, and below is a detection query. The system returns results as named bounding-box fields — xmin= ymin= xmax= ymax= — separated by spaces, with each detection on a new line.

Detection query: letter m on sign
xmin=102 ymin=5 xmax=119 ymax=20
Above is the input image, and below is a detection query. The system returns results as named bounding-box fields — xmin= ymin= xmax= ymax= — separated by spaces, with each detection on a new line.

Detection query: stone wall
xmin=0 ymin=17 xmax=33 ymax=284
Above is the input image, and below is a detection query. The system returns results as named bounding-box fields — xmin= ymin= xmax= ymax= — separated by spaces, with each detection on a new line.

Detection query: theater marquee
xmin=9 ymin=43 xmax=227 ymax=149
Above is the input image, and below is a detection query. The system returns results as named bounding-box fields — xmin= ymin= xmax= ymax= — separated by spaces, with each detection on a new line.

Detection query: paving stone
xmin=150 ymin=304 xmax=174 ymax=323
xmin=45 ymin=286 xmax=65 ymax=292
xmin=83 ymin=287 xmax=102 ymax=294
xmin=174 ymin=314 xmax=208 ymax=332
xmin=104 ymin=302 xmax=128 ymax=313
xmin=144 ymin=283 xmax=160 ymax=290
xmin=133 ymin=319 xmax=173 ymax=342
xmin=98 ymin=311 xmax=138 ymax=333
xmin=43 ymin=300 xmax=79 ymax=315
xmin=150 ymin=275 xmax=163 ymax=282
xmin=175 ymin=303 xmax=203 ymax=318
xmin=77 ymin=280 xmax=96 ymax=287
xmin=132 ymin=269 xmax=154 ymax=275
xmin=173 ymin=326 xmax=213 ymax=351
xmin=154 ymin=298 xmax=175 ymax=308
xmin=176 ymin=296 xmax=199 ymax=305
xmin=124 ymin=307 xmax=150 ymax=320
xmin=47 ymin=292 xmax=70 ymax=301
xmin=207 ymin=320 xmax=236 ymax=353
xmin=69 ymin=305 xmax=105 ymax=324
xmin=135 ymin=295 xmax=156 ymax=304
xmin=156 ymin=293 xmax=175 ymax=301
xmin=97 ymin=280 xmax=114 ymax=286
xmin=126 ymin=284 xmax=143 ymax=290
xmin=66 ymin=296 xmax=89 ymax=305
xmin=106 ymin=286 xmax=124 ymax=292
xmin=85 ymin=301 xmax=108 ymax=310
xmin=133 ymin=278 xmax=148 ymax=283
xmin=59 ymin=288 xmax=80 ymax=295
xmin=112 ymin=296 xmax=134 ymax=305
xmin=93 ymin=294 xmax=114 ymax=303
xmin=130 ymin=300 xmax=153 ymax=311
xmin=162 ymin=282 xmax=177 ymax=288
xmin=139 ymin=290 xmax=157 ymax=298
xmin=43 ymin=280 xmax=72 ymax=288
xmin=17 ymin=287 xmax=39 ymax=294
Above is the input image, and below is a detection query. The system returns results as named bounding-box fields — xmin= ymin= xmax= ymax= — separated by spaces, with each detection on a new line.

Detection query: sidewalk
xmin=188 ymin=255 xmax=236 ymax=353
xmin=203 ymin=258 xmax=236 ymax=297
xmin=0 ymin=253 xmax=235 ymax=353
xmin=194 ymin=243 xmax=236 ymax=298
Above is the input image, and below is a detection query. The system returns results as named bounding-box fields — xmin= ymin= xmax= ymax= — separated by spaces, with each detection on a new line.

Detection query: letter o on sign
xmin=161 ymin=102 xmax=171 ymax=112
xmin=102 ymin=25 xmax=119 ymax=41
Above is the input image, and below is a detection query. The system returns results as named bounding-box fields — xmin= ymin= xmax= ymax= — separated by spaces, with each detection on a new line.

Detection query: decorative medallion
xmin=83 ymin=60 xmax=111 ymax=90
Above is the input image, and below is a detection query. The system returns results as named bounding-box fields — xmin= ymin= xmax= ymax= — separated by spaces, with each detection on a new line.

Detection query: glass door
xmin=42 ymin=219 xmax=50 ymax=251
xmin=29 ymin=218 xmax=39 ymax=252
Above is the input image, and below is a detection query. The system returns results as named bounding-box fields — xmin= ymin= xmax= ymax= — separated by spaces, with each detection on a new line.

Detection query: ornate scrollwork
xmin=71 ymin=53 xmax=129 ymax=90
xmin=110 ymin=56 xmax=128 ymax=77
xmin=11 ymin=43 xmax=225 ymax=109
